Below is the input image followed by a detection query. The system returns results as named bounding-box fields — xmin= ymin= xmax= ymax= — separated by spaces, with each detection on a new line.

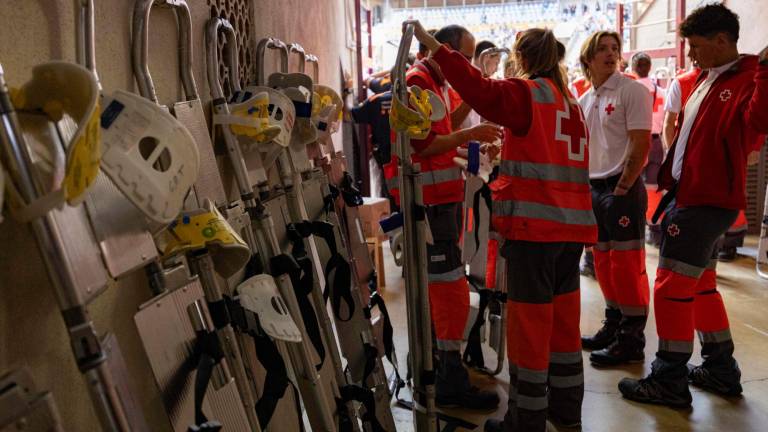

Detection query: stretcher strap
xmin=340 ymin=171 xmax=364 ymax=207
xmin=253 ymin=332 xmax=292 ymax=428
xmin=339 ymin=385 xmax=386 ymax=432
xmin=309 ymin=220 xmax=356 ymax=322
xmin=472 ymin=182 xmax=492 ymax=258
xmin=274 ymin=242 xmax=326 ymax=371
xmin=189 ymin=330 xmax=224 ymax=432
xmin=223 ymin=294 xmax=301 ymax=430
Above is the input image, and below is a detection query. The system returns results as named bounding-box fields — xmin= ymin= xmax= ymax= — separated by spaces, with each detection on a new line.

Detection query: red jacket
xmin=432 ymin=45 xmax=596 ymax=244
xmin=659 ymin=55 xmax=768 ymax=209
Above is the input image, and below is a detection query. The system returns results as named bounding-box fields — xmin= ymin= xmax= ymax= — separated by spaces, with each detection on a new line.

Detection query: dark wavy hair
xmin=680 ymin=3 xmax=739 ymax=42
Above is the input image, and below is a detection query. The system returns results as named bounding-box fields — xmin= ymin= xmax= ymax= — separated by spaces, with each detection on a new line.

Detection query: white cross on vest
xmin=555 ymin=102 xmax=587 ymax=162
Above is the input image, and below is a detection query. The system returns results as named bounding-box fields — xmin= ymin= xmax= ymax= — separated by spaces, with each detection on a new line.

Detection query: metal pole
xmin=393 ymin=23 xmax=436 ymax=432
xmin=676 ymin=0 xmax=687 ymax=70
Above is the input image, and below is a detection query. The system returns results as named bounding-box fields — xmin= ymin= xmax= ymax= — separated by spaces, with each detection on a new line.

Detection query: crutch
xmin=392 ymin=23 xmax=437 ymax=432
xmin=0 ymin=64 xmax=132 ymax=432
xmin=209 ymin=26 xmax=336 ymax=432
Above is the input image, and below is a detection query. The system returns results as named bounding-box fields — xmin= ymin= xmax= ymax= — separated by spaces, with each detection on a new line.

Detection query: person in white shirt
xmin=578 ymin=31 xmax=653 ymax=366
xmin=632 ymin=52 xmax=666 ymax=185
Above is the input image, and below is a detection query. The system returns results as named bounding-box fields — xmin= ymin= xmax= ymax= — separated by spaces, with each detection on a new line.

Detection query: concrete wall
xmin=0 ymin=0 xmax=352 ymax=430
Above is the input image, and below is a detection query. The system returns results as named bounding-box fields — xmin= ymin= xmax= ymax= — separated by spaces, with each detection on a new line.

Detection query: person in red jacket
xmin=408 ymin=20 xmax=597 ymax=432
xmin=620 ymin=3 xmax=768 ymax=407
xmin=385 ymin=24 xmax=502 ymax=410
xmin=578 ymin=31 xmax=653 ymax=366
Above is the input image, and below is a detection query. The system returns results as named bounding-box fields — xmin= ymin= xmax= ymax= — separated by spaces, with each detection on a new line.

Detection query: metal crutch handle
xmin=289 ymin=43 xmax=306 ymax=74
xmin=132 ymin=0 xmax=197 ymax=103
xmin=305 ymin=54 xmax=319 ymax=82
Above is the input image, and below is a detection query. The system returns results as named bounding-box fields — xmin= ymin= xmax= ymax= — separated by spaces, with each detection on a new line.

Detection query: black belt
xmin=589 ymin=173 xmax=622 ymax=188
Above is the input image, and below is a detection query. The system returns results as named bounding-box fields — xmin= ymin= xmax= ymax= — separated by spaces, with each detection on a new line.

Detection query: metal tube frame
xmin=132 ymin=0 xmax=197 ymax=103
xmin=392 ymin=23 xmax=436 ymax=432
xmin=0 ymin=66 xmax=131 ymax=432
xmin=289 ymin=43 xmax=306 ymax=74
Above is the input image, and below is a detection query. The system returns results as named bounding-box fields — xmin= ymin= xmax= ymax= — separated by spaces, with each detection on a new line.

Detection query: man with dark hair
xmin=384 ymin=23 xmax=502 ymax=410
xmin=474 ymin=40 xmax=497 ymax=62
xmin=620 ymin=3 xmax=768 ymax=407
xmin=417 ymin=28 xmax=437 ymax=60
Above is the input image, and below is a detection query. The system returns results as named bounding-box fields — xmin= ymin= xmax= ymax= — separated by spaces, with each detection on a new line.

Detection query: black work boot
xmin=590 ymin=316 xmax=646 ymax=366
xmin=688 ymin=339 xmax=743 ymax=396
xmin=581 ymin=308 xmax=621 ymax=350
xmin=618 ymin=354 xmax=692 ymax=408
xmin=435 ymin=350 xmax=499 ymax=410
xmin=618 ymin=375 xmax=692 ymax=408
xmin=688 ymin=363 xmax=743 ymax=396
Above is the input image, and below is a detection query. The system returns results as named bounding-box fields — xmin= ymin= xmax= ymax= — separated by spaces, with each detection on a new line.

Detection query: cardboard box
xmin=359 ymin=197 xmax=391 ymax=240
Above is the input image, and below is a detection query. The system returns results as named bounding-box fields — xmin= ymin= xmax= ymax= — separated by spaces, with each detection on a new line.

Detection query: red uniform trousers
xmin=590 ymin=175 xmax=650 ymax=317
xmin=501 ymin=240 xmax=584 ymax=431
xmin=426 ymin=202 xmax=470 ymax=351
xmin=652 ymin=204 xmax=739 ymax=386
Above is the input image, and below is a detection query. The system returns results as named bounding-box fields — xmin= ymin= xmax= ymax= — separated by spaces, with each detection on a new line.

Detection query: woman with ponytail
xmin=408 ymin=21 xmax=596 ymax=432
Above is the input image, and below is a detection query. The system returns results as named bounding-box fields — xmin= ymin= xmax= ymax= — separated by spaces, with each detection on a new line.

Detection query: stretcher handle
xmin=75 ymin=0 xmax=100 ymax=90
xmin=392 ymin=23 xmax=414 ymax=107
xmin=478 ymin=47 xmax=510 ymax=77
xmin=132 ymin=0 xmax=198 ymax=103
xmin=305 ymin=54 xmax=319 ymax=82
xmin=205 ymin=17 xmax=241 ymax=100
xmin=256 ymin=37 xmax=289 ymax=86
xmin=289 ymin=43 xmax=306 ymax=73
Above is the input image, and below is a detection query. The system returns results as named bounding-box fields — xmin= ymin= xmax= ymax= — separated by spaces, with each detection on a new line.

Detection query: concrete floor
xmin=378 ymin=236 xmax=768 ymax=431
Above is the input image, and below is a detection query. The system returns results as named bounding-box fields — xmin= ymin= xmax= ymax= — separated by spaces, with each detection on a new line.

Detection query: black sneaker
xmin=687 ymin=364 xmax=743 ymax=396
xmin=436 ymin=385 xmax=500 ymax=410
xmin=590 ymin=340 xmax=645 ymax=366
xmin=618 ymin=376 xmax=692 ymax=408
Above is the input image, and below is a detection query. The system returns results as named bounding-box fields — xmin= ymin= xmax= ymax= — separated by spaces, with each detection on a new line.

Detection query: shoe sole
xmin=620 ymin=391 xmax=691 ymax=409
xmin=689 ymin=380 xmax=743 ymax=397
xmin=590 ymin=358 xmax=645 ymax=367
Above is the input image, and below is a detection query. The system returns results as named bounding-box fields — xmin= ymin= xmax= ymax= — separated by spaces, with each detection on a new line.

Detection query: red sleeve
xmin=432 ymin=45 xmax=532 ymax=135
xmin=745 ymin=62 xmax=768 ymax=137
xmin=405 ymin=73 xmax=446 ymax=152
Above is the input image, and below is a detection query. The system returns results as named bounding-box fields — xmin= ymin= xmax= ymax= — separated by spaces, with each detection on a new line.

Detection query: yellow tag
xmin=64 ymin=102 xmax=101 ymax=203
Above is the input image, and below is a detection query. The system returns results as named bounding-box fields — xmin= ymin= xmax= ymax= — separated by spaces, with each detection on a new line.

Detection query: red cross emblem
xmin=555 ymin=102 xmax=587 ymax=162
xmin=720 ymin=89 xmax=732 ymax=102
xmin=619 ymin=216 xmax=630 ymax=227
xmin=605 ymin=103 xmax=616 ymax=115
xmin=667 ymin=223 xmax=681 ymax=237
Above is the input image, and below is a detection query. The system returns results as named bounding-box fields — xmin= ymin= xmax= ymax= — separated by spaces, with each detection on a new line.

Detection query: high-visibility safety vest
xmin=490 ymin=78 xmax=597 ymax=244
xmin=677 ymin=68 xmax=701 ymax=107
xmin=384 ymin=63 xmax=464 ymax=206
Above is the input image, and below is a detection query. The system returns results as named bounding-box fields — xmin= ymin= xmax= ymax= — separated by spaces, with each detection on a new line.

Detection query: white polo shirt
xmin=579 ymin=71 xmax=653 ymax=179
